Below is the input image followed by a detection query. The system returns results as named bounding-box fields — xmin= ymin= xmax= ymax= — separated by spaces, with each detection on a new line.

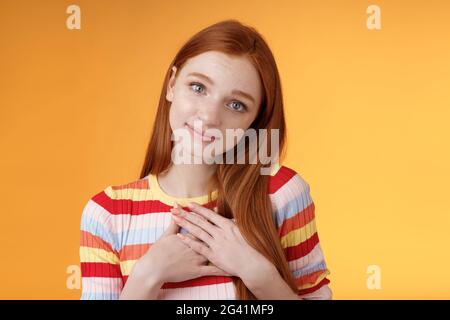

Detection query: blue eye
xmin=228 ymin=101 xmax=247 ymax=112
xmin=189 ymin=82 xmax=205 ymax=94
xmin=188 ymin=81 xmax=247 ymax=113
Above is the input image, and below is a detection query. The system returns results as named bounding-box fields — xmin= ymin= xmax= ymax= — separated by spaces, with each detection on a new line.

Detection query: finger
xmin=172 ymin=205 xmax=209 ymax=223
xmin=171 ymin=206 xmax=220 ymax=238
xmin=183 ymin=231 xmax=209 ymax=245
xmin=187 ymin=202 xmax=230 ymax=228
xmin=185 ymin=233 xmax=200 ymax=241
xmin=199 ymin=265 xmax=233 ymax=277
xmin=161 ymin=214 xmax=180 ymax=237
xmin=172 ymin=215 xmax=215 ymax=246
xmin=177 ymin=232 xmax=207 ymax=254
xmin=176 ymin=232 xmax=213 ymax=259
xmin=162 ymin=202 xmax=184 ymax=237
xmin=178 ymin=231 xmax=203 ymax=244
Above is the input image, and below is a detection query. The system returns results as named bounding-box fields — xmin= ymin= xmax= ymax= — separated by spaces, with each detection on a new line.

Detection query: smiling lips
xmin=185 ymin=123 xmax=216 ymax=142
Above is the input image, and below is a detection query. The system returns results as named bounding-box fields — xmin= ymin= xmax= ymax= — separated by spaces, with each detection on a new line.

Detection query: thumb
xmin=162 ymin=214 xmax=180 ymax=237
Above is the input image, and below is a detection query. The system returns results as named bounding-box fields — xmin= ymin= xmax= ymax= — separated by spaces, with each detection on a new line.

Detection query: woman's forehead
xmin=179 ymin=51 xmax=262 ymax=101
xmin=181 ymin=51 xmax=254 ymax=77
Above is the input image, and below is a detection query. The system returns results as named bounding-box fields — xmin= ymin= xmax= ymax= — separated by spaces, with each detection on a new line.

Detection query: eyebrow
xmin=187 ymin=72 xmax=256 ymax=104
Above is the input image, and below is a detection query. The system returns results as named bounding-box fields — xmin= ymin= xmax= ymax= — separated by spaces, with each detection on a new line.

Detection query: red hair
xmin=140 ymin=19 xmax=298 ymax=299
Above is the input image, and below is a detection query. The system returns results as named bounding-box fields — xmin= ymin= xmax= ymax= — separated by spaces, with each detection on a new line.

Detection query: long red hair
xmin=140 ymin=19 xmax=298 ymax=299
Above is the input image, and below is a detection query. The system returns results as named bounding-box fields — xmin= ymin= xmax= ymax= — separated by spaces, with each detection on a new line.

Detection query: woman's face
xmin=166 ymin=50 xmax=263 ymax=163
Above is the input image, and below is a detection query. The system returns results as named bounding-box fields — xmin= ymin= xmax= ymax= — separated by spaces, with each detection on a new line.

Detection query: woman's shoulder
xmin=104 ymin=176 xmax=150 ymax=199
xmin=267 ymin=163 xmax=315 ymax=231
xmin=267 ymin=163 xmax=311 ymax=197
xmin=84 ymin=176 xmax=151 ymax=212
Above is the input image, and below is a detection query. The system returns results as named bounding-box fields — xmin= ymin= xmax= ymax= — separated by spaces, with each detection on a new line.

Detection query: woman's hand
xmin=120 ymin=214 xmax=231 ymax=299
xmin=120 ymin=207 xmax=232 ymax=299
xmin=170 ymin=202 xmax=275 ymax=282
xmin=134 ymin=214 xmax=231 ymax=284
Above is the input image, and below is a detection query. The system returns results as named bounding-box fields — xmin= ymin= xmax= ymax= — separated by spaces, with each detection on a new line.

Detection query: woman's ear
xmin=166 ymin=66 xmax=177 ymax=102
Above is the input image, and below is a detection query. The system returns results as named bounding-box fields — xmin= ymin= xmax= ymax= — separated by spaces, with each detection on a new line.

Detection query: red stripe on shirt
xmin=162 ymin=276 xmax=234 ymax=289
xmin=297 ymin=277 xmax=330 ymax=296
xmin=122 ymin=275 xmax=233 ymax=288
xmin=92 ymin=191 xmax=217 ymax=215
xmin=81 ymin=262 xmax=122 ymax=278
xmin=268 ymin=166 xmax=297 ymax=194
xmin=284 ymin=232 xmax=320 ymax=261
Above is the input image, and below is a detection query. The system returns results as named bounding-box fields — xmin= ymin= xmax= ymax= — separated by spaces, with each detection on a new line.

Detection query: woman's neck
xmin=157 ymin=163 xmax=218 ymax=198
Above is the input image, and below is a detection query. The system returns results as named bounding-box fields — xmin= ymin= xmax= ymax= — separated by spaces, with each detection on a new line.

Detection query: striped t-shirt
xmin=79 ymin=164 xmax=332 ymax=299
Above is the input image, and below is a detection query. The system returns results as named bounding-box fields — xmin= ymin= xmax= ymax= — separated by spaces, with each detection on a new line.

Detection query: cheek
xmin=215 ymin=117 xmax=255 ymax=152
xmin=168 ymin=94 xmax=197 ymax=129
xmin=223 ymin=115 xmax=255 ymax=133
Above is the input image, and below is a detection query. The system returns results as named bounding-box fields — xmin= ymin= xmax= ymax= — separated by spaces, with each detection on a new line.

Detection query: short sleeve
xmin=79 ymin=192 xmax=124 ymax=300
xmin=272 ymin=170 xmax=332 ymax=300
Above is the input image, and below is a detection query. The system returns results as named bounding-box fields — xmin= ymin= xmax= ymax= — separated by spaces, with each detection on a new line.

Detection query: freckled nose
xmin=198 ymin=104 xmax=221 ymax=127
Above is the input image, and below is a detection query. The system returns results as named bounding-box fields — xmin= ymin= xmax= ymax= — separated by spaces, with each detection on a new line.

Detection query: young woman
xmin=79 ymin=19 xmax=332 ymax=300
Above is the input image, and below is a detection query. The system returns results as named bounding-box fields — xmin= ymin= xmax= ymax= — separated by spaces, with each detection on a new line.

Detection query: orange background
xmin=1 ymin=0 xmax=449 ymax=299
